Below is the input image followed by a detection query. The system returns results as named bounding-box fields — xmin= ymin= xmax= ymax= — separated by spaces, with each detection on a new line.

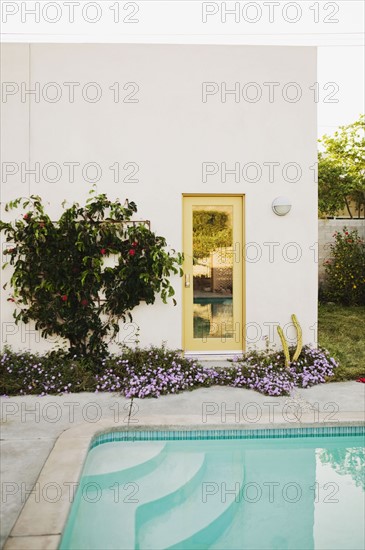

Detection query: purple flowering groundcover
xmin=1 ymin=345 xmax=338 ymax=398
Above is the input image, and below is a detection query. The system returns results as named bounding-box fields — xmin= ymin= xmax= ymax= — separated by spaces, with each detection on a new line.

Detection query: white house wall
xmin=0 ymin=44 xmax=317 ymax=353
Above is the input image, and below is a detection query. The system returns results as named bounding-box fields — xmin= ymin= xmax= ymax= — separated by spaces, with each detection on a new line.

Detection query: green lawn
xmin=318 ymin=304 xmax=365 ymax=381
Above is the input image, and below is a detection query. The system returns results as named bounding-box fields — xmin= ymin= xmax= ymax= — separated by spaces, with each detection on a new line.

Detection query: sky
xmin=1 ymin=0 xmax=364 ymax=137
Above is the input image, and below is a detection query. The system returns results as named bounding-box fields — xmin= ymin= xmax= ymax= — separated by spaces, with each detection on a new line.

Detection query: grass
xmin=318 ymin=304 xmax=365 ymax=381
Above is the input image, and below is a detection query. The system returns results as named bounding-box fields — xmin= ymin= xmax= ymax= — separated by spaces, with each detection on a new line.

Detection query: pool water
xmin=60 ymin=429 xmax=364 ymax=550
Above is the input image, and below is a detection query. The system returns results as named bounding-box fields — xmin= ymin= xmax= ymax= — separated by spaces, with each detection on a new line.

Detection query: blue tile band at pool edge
xmin=90 ymin=425 xmax=365 ymax=450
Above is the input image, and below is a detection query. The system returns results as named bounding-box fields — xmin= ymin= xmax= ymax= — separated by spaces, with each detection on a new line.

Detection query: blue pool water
xmin=60 ymin=428 xmax=364 ymax=550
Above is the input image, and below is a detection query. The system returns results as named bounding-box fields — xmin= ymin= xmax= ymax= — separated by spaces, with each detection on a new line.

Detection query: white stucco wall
xmin=0 ymin=44 xmax=317 ymax=354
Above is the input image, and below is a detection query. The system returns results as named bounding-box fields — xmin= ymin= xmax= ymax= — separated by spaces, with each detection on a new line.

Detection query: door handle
xmin=185 ymin=274 xmax=191 ymax=288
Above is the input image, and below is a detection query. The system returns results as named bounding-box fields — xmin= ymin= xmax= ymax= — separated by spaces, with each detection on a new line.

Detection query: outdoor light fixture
xmin=272 ymin=196 xmax=292 ymax=216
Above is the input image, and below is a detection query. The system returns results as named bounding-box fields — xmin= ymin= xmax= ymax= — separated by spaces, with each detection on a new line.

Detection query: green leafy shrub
xmin=0 ymin=190 xmax=183 ymax=358
xmin=323 ymin=227 xmax=365 ymax=305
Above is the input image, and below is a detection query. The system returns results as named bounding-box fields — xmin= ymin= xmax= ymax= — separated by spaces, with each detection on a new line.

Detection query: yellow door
xmin=183 ymin=195 xmax=245 ymax=352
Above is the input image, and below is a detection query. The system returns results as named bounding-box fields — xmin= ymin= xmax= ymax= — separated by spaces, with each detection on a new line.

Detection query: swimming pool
xmin=60 ymin=427 xmax=364 ymax=550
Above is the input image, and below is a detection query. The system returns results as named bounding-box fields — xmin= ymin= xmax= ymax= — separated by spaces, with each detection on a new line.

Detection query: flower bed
xmin=0 ymin=345 xmax=338 ymax=398
xmin=222 ymin=346 xmax=337 ymax=396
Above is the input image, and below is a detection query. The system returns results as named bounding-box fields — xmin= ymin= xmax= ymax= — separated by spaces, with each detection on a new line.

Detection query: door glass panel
xmin=192 ymin=205 xmax=233 ymax=339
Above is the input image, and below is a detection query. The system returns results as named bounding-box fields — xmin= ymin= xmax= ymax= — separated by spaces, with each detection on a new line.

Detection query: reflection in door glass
xmin=193 ymin=206 xmax=233 ymax=339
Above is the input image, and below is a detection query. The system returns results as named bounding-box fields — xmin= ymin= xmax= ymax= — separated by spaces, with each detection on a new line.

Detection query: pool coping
xmin=4 ymin=414 xmax=365 ymax=550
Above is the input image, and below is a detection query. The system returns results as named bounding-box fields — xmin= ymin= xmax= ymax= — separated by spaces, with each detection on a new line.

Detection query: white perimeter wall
xmin=0 ymin=44 xmax=318 ymax=354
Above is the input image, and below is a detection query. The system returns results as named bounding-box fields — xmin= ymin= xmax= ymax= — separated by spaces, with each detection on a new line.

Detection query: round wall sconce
xmin=272 ymin=196 xmax=292 ymax=216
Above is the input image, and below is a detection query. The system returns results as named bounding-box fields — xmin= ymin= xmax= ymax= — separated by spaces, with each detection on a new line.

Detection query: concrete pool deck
xmin=1 ymin=381 xmax=364 ymax=549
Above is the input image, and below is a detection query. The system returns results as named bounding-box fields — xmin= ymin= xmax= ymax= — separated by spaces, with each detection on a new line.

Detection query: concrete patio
xmin=1 ymin=381 xmax=364 ymax=549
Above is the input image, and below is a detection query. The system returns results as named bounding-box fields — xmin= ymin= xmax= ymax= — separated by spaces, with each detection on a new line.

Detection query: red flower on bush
xmin=100 ymin=248 xmax=107 ymax=255
xmin=81 ymin=299 xmax=88 ymax=306
xmin=129 ymin=249 xmax=136 ymax=256
xmin=23 ymin=214 xmax=30 ymax=221
xmin=132 ymin=242 xmax=138 ymax=248
xmin=61 ymin=295 xmax=68 ymax=302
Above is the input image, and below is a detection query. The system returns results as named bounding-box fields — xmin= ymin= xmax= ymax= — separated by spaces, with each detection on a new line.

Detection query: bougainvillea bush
xmin=1 ymin=345 xmax=338 ymax=398
xmin=0 ymin=190 xmax=183 ymax=358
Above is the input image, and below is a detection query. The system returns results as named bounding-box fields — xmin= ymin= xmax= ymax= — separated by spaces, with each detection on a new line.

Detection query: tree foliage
xmin=0 ymin=190 xmax=183 ymax=358
xmin=318 ymin=114 xmax=365 ymax=218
